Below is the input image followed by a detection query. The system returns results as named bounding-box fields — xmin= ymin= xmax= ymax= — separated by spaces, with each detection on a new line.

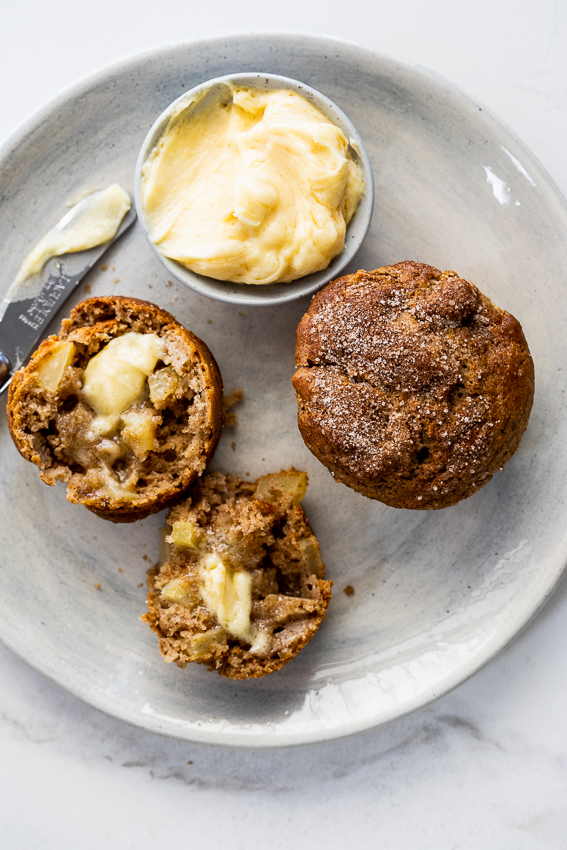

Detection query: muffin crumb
xmin=7 ymin=296 xmax=223 ymax=522
xmin=144 ymin=469 xmax=332 ymax=679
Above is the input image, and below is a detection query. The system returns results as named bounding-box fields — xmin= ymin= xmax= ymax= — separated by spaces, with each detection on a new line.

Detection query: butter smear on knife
xmin=11 ymin=183 xmax=131 ymax=292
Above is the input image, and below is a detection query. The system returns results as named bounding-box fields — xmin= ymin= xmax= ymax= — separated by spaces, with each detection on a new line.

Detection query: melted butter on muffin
xmin=145 ymin=470 xmax=331 ymax=678
xmin=7 ymin=296 xmax=224 ymax=522
xmin=140 ymin=86 xmax=364 ymax=284
xmin=82 ymin=332 xmax=165 ymax=434
xmin=199 ymin=553 xmax=269 ymax=653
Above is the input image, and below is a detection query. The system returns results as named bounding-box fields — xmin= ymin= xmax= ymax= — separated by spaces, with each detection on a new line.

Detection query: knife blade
xmin=0 ymin=203 xmax=136 ymax=396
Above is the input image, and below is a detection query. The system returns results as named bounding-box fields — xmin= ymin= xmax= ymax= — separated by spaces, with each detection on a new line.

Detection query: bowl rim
xmin=134 ymin=71 xmax=375 ymax=306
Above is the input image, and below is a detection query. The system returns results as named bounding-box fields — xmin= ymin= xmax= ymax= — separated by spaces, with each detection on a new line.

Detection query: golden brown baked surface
xmin=293 ymin=261 xmax=535 ymax=509
xmin=7 ymin=296 xmax=223 ymax=521
xmin=144 ymin=470 xmax=332 ymax=679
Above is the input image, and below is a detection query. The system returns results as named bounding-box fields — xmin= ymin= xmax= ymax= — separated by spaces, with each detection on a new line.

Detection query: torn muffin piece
xmin=144 ymin=469 xmax=332 ymax=679
xmin=7 ymin=296 xmax=223 ymax=521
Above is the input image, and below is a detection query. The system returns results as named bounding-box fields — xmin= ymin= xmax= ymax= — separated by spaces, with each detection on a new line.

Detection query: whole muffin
xmin=144 ymin=469 xmax=332 ymax=679
xmin=293 ymin=261 xmax=535 ymax=509
xmin=7 ymin=296 xmax=223 ymax=521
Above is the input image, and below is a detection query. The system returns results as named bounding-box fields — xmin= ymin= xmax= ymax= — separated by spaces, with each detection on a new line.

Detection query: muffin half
xmin=7 ymin=296 xmax=223 ymax=521
xmin=144 ymin=469 xmax=332 ymax=679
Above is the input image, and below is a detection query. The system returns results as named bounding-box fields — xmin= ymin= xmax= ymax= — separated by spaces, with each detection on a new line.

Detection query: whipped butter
xmin=140 ymin=85 xmax=365 ymax=284
xmin=12 ymin=184 xmax=131 ymax=291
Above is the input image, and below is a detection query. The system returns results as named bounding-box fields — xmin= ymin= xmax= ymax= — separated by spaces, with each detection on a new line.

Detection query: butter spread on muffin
xmin=144 ymin=469 xmax=332 ymax=679
xmin=7 ymin=296 xmax=223 ymax=521
xmin=293 ymin=261 xmax=535 ymax=510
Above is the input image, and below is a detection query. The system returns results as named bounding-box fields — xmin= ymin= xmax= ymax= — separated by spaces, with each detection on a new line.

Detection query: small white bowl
xmin=134 ymin=72 xmax=374 ymax=307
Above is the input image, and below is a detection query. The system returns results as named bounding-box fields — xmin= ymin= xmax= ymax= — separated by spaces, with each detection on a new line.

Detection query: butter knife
xmin=0 ymin=202 xmax=136 ymax=396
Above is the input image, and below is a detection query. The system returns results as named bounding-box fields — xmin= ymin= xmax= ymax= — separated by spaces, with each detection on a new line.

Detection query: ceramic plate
xmin=1 ymin=33 xmax=566 ymax=747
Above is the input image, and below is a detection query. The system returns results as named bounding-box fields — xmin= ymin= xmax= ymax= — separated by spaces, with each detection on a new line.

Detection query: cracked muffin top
xmin=292 ymin=261 xmax=535 ymax=509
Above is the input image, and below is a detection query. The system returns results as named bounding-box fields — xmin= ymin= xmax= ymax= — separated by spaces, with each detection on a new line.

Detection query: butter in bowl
xmin=135 ymin=73 xmax=374 ymax=306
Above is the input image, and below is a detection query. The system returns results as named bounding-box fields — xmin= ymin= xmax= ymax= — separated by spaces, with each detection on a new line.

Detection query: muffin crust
xmin=293 ymin=261 xmax=535 ymax=509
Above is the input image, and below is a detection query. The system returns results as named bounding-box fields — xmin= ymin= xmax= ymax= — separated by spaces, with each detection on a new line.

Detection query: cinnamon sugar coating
xmin=293 ymin=261 xmax=535 ymax=509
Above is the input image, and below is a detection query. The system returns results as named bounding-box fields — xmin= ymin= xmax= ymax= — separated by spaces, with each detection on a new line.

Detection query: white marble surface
xmin=1 ymin=1 xmax=567 ymax=847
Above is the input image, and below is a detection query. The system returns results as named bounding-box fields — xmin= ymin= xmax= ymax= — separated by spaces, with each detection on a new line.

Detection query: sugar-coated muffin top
xmin=293 ymin=261 xmax=535 ymax=509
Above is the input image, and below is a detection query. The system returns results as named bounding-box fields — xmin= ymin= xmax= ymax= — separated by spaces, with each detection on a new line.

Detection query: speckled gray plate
xmin=1 ymin=32 xmax=566 ymax=748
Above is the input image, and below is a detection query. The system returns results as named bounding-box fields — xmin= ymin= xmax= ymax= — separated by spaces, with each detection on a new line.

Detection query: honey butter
xmin=140 ymin=86 xmax=365 ymax=285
